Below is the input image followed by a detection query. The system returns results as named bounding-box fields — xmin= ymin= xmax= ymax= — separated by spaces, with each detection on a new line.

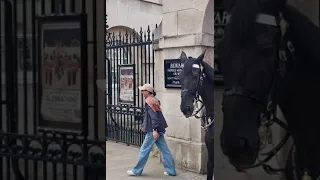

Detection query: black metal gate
xmin=0 ymin=0 xmax=105 ymax=179
xmin=105 ymin=26 xmax=155 ymax=146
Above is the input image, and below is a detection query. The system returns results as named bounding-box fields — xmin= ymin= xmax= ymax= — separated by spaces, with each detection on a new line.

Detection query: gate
xmin=0 ymin=0 xmax=106 ymax=179
xmin=105 ymin=26 xmax=155 ymax=146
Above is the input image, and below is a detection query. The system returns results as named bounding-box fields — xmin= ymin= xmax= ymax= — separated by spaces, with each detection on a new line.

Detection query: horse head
xmin=179 ymin=51 xmax=208 ymax=118
xmin=218 ymin=0 xmax=288 ymax=170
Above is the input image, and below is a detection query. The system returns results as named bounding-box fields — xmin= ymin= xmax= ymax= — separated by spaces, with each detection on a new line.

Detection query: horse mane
xmin=202 ymin=62 xmax=215 ymax=84
xmin=283 ymin=5 xmax=320 ymax=68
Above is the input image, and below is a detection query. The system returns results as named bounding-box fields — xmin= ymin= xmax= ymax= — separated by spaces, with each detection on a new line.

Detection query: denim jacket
xmin=141 ymin=97 xmax=168 ymax=133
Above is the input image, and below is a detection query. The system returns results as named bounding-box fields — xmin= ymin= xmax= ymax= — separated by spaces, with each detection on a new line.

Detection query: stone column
xmin=153 ymin=0 xmax=214 ymax=173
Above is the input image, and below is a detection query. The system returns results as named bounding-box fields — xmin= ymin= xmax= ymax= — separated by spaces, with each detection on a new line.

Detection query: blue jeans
xmin=132 ymin=132 xmax=176 ymax=176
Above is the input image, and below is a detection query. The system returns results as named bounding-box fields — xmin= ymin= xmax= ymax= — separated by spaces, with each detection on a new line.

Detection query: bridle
xmin=222 ymin=12 xmax=296 ymax=174
xmin=181 ymin=61 xmax=214 ymax=131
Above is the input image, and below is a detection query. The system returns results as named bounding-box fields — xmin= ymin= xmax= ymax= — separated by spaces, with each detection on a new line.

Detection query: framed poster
xmin=118 ymin=64 xmax=135 ymax=104
xmin=36 ymin=14 xmax=87 ymax=133
xmin=164 ymin=59 xmax=183 ymax=88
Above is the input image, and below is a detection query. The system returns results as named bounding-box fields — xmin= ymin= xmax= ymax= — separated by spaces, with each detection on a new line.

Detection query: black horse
xmin=218 ymin=0 xmax=320 ymax=179
xmin=179 ymin=51 xmax=214 ymax=180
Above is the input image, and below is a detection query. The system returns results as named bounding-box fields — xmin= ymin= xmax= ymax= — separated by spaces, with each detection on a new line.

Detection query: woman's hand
xmin=153 ymin=130 xmax=159 ymax=140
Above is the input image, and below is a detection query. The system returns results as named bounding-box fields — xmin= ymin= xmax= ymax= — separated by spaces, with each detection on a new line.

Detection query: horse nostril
xmin=180 ymin=106 xmax=191 ymax=114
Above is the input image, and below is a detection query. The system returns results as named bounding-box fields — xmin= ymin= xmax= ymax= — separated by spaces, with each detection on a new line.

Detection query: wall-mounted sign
xmin=214 ymin=6 xmax=227 ymax=85
xmin=118 ymin=64 xmax=135 ymax=104
xmin=214 ymin=6 xmax=228 ymax=40
xmin=164 ymin=59 xmax=183 ymax=88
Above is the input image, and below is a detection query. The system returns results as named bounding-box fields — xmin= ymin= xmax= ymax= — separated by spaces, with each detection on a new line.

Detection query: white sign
xmin=41 ymin=90 xmax=81 ymax=123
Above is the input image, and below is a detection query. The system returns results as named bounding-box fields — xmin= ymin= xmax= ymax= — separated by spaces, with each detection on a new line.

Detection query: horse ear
xmin=196 ymin=49 xmax=206 ymax=62
xmin=179 ymin=51 xmax=187 ymax=62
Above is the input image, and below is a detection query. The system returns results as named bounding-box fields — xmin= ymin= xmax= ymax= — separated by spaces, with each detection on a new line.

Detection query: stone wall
xmin=106 ymin=0 xmax=162 ymax=31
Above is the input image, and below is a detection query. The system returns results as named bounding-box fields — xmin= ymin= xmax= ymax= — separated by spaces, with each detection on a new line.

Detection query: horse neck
xmin=202 ymin=61 xmax=215 ymax=83
xmin=199 ymin=78 xmax=214 ymax=117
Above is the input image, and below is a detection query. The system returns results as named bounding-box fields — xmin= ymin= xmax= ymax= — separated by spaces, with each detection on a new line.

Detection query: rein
xmin=223 ymin=12 xmax=295 ymax=174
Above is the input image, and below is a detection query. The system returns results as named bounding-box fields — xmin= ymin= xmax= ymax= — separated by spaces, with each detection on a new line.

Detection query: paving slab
xmin=106 ymin=141 xmax=208 ymax=180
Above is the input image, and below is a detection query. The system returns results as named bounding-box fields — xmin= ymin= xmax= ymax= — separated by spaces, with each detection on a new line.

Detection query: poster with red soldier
xmin=119 ymin=65 xmax=135 ymax=104
xmin=39 ymin=21 xmax=82 ymax=131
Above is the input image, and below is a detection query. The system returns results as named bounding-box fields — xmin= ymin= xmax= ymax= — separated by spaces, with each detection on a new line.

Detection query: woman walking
xmin=127 ymin=83 xmax=176 ymax=176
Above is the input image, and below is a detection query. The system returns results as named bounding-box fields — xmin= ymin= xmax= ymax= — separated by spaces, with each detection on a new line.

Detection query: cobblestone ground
xmin=106 ymin=141 xmax=208 ymax=180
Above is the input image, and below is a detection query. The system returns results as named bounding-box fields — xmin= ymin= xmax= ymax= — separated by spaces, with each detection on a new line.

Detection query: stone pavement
xmin=106 ymin=141 xmax=208 ymax=180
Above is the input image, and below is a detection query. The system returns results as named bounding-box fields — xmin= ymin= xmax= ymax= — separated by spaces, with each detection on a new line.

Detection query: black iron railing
xmin=0 ymin=0 xmax=106 ymax=179
xmin=106 ymin=26 xmax=156 ymax=146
